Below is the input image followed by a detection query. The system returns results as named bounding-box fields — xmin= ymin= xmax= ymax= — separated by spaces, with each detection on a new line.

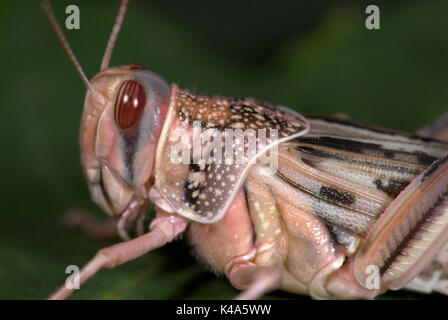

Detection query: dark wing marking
xmin=268 ymin=116 xmax=448 ymax=235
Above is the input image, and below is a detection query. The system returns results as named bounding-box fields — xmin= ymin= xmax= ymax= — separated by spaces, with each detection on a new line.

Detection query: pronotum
xmin=44 ymin=0 xmax=448 ymax=299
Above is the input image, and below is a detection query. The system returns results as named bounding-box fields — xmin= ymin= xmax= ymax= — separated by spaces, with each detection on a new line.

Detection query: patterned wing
xmin=272 ymin=115 xmax=448 ymax=237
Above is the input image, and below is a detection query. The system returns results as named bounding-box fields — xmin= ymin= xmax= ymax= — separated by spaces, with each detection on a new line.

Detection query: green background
xmin=1 ymin=0 xmax=447 ymax=299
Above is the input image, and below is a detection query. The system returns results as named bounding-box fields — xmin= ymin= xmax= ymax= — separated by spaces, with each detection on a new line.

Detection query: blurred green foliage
xmin=1 ymin=0 xmax=447 ymax=299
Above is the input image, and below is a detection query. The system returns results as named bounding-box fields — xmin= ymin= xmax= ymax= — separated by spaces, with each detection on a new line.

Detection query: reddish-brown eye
xmin=114 ymin=80 xmax=146 ymax=130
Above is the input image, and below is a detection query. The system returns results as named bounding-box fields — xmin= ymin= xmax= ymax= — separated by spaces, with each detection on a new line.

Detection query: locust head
xmin=43 ymin=1 xmax=172 ymax=232
xmin=80 ymin=66 xmax=170 ymax=219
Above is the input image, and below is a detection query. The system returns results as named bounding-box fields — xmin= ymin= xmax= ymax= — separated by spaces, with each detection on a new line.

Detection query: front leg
xmin=63 ymin=208 xmax=118 ymax=240
xmin=48 ymin=211 xmax=187 ymax=300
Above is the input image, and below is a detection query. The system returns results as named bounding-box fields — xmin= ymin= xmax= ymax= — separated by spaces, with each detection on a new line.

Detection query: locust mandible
xmin=44 ymin=0 xmax=448 ymax=299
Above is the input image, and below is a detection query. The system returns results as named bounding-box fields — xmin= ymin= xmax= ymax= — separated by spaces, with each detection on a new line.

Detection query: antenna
xmin=100 ymin=0 xmax=129 ymax=71
xmin=41 ymin=0 xmax=94 ymax=92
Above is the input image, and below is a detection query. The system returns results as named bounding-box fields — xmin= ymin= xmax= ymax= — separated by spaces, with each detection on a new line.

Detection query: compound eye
xmin=114 ymin=80 xmax=146 ymax=130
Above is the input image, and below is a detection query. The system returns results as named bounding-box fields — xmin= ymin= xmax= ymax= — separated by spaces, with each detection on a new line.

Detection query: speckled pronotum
xmin=43 ymin=0 xmax=448 ymax=299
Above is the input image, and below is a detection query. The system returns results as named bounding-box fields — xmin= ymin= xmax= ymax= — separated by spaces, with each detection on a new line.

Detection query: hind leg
xmin=405 ymin=242 xmax=448 ymax=295
xmin=413 ymin=113 xmax=448 ymax=294
xmin=434 ymin=266 xmax=448 ymax=295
